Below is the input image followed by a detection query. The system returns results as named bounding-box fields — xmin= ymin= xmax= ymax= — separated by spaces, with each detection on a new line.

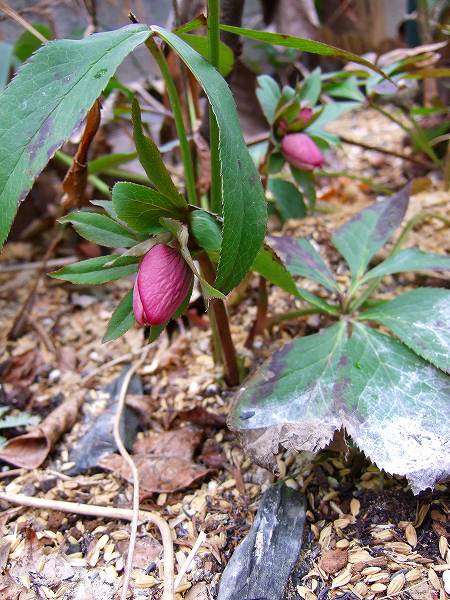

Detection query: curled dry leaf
xmin=0 ymin=394 xmax=83 ymax=469
xmin=62 ymin=100 xmax=101 ymax=209
xmin=319 ymin=548 xmax=348 ymax=575
xmin=99 ymin=429 xmax=212 ymax=497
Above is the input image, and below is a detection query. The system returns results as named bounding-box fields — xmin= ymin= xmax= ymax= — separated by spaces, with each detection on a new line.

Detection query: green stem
xmin=265 ymin=307 xmax=323 ymax=329
xmin=207 ymin=0 xmax=222 ymax=214
xmin=54 ymin=151 xmax=111 ymax=198
xmin=145 ymin=37 xmax=198 ymax=206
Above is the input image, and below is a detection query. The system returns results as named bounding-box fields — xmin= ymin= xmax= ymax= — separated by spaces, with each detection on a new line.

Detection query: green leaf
xmin=0 ymin=24 xmax=150 ymax=249
xmin=13 ymin=23 xmax=53 ymax=62
xmin=298 ymin=68 xmax=321 ymax=106
xmin=362 ymin=248 xmax=450 ymax=281
xmin=252 ymin=246 xmax=299 ymax=297
xmin=268 ymin=178 xmax=306 ymax=221
xmin=0 ymin=42 xmax=13 ymax=91
xmin=290 ymin=168 xmax=316 ymax=210
xmin=50 ymin=255 xmax=138 ymax=284
xmin=0 ymin=412 xmax=40 ymax=429
xmin=131 ymin=98 xmax=186 ymax=207
xmin=252 ymin=245 xmax=339 ymax=314
xmin=307 ymin=101 xmax=360 ymax=130
xmin=323 ymin=77 xmax=365 ymax=102
xmin=230 ymin=321 xmax=450 ymax=493
xmin=88 ymin=151 xmax=137 ymax=174
xmin=59 ymin=211 xmax=138 ymax=248
xmin=103 ymin=289 xmax=135 ymax=342
xmin=151 ymin=26 xmax=267 ymax=294
xmin=190 ymin=209 xmax=222 ymax=259
xmin=256 ymin=75 xmax=281 ymax=124
xmin=332 ymin=184 xmax=410 ymax=279
xmin=220 ymin=25 xmax=391 ymax=80
xmin=178 ymin=33 xmax=234 ymax=76
xmin=268 ymin=152 xmax=285 ymax=174
xmin=90 ymin=199 xmax=119 ymax=220
xmin=267 ymin=235 xmax=339 ymax=293
xmin=112 ymin=182 xmax=186 ymax=233
xmin=359 ymin=288 xmax=450 ymax=373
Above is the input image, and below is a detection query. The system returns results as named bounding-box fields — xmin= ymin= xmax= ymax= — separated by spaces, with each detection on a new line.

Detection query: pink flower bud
xmin=133 ymin=244 xmax=192 ymax=326
xmin=298 ymin=107 xmax=313 ymax=125
xmin=281 ymin=133 xmax=324 ymax=171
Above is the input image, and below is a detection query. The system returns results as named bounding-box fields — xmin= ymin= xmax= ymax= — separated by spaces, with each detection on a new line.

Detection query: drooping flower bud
xmin=281 ymin=133 xmax=324 ymax=171
xmin=298 ymin=107 xmax=313 ymax=126
xmin=133 ymin=244 xmax=193 ymax=326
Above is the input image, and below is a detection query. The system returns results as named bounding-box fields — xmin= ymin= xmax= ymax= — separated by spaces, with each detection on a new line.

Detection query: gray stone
xmin=218 ymin=483 xmax=306 ymax=600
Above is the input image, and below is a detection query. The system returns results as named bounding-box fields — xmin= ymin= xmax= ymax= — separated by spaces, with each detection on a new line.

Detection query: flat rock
xmin=218 ymin=483 xmax=306 ymax=600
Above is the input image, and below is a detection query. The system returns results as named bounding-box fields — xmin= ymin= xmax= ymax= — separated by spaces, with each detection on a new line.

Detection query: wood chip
xmin=134 ymin=573 xmax=158 ymax=589
xmin=350 ymin=498 xmax=360 ymax=517
xmin=384 ymin=542 xmax=412 ymax=555
xmin=331 ymin=569 xmax=352 ymax=588
xmin=405 ymin=523 xmax=417 ymax=547
xmin=439 ymin=536 xmax=448 ymax=560
xmin=429 ymin=568 xmax=442 ymax=590
xmin=387 ymin=573 xmax=405 ymax=595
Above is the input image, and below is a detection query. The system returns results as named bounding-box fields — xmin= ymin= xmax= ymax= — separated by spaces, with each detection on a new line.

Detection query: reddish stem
xmin=245 ymin=276 xmax=268 ymax=349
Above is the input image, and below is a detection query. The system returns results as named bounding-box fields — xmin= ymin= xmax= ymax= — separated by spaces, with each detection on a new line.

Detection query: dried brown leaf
xmin=0 ymin=394 xmax=83 ymax=469
xmin=62 ymin=100 xmax=101 ymax=209
xmin=320 ymin=549 xmax=349 ymax=575
xmin=100 ymin=428 xmax=211 ymax=496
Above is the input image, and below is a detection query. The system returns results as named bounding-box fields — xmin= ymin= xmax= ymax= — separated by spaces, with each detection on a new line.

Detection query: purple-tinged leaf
xmin=267 ymin=235 xmax=339 ymax=292
xmin=331 ymin=184 xmax=410 ymax=279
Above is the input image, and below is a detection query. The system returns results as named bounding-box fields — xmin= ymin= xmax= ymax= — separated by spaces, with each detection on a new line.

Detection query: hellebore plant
xmin=230 ymin=185 xmax=450 ymax=494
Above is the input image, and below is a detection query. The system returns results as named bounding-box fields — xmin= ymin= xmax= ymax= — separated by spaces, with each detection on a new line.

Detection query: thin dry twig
xmin=0 ymin=1 xmax=48 ymax=42
xmin=113 ymin=347 xmax=151 ymax=600
xmin=0 ymin=257 xmax=77 ymax=274
xmin=0 ymin=491 xmax=175 ymax=600
xmin=174 ymin=530 xmax=206 ymax=590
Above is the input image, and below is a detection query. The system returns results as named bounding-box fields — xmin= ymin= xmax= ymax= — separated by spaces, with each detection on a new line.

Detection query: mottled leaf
xmin=103 ymin=289 xmax=135 ymax=342
xmin=0 ymin=24 xmax=150 ymax=249
xmin=112 ymin=182 xmax=185 ymax=233
xmin=359 ymin=288 xmax=450 ymax=372
xmin=230 ymin=321 xmax=450 ymax=493
xmin=256 ymin=75 xmax=281 ymax=124
xmin=50 ymin=255 xmax=138 ymax=284
xmin=59 ymin=211 xmax=138 ymax=248
xmin=362 ymin=248 xmax=450 ymax=281
xmin=331 ymin=185 xmax=410 ymax=279
xmin=267 ymin=235 xmax=339 ymax=292
xmin=151 ymin=26 xmax=267 ymax=293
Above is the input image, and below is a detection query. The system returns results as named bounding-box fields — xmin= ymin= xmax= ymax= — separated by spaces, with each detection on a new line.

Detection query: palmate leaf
xmin=332 ymin=185 xmax=410 ymax=280
xmin=360 ymin=288 xmax=450 ymax=373
xmin=151 ymin=26 xmax=267 ymax=294
xmin=267 ymin=235 xmax=339 ymax=293
xmin=0 ymin=24 xmax=150 ymax=249
xmin=230 ymin=321 xmax=450 ymax=493
xmin=362 ymin=248 xmax=450 ymax=281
